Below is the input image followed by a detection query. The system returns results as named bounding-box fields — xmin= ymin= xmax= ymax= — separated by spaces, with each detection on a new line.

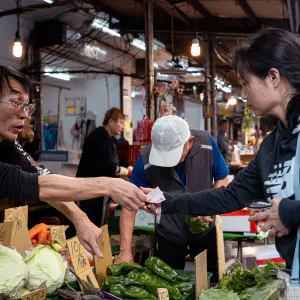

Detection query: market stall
xmin=0 ymin=204 xmax=287 ymax=300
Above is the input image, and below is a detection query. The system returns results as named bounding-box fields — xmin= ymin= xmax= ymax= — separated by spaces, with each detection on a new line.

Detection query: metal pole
xmin=287 ymin=0 xmax=295 ymax=32
xmin=144 ymin=0 xmax=155 ymax=120
xmin=204 ymin=34 xmax=211 ymax=132
xmin=56 ymin=88 xmax=62 ymax=150
xmin=210 ymin=38 xmax=217 ymax=139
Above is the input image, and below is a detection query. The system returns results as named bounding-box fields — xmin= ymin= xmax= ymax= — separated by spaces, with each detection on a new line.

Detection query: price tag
xmin=5 ymin=206 xmax=28 ymax=227
xmin=4 ymin=207 xmax=31 ymax=253
xmin=22 ymin=282 xmax=47 ymax=300
xmin=194 ymin=250 xmax=208 ymax=299
xmin=94 ymin=224 xmax=113 ymax=286
xmin=157 ymin=288 xmax=169 ymax=300
xmin=78 ymin=268 xmax=99 ymax=291
xmin=50 ymin=226 xmax=66 ymax=248
xmin=72 ymin=252 xmax=91 ymax=274
xmin=0 ymin=222 xmax=13 ymax=247
xmin=67 ymin=236 xmax=85 ymax=259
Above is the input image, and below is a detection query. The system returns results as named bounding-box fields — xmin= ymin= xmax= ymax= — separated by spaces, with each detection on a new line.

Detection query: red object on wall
xmin=136 ymin=119 xmax=154 ymax=145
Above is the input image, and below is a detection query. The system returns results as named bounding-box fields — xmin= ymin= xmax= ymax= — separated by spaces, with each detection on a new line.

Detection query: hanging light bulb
xmin=228 ymin=95 xmax=237 ymax=106
xmin=12 ymin=0 xmax=23 ymax=58
xmin=13 ymin=31 xmax=22 ymax=58
xmin=191 ymin=38 xmax=200 ymax=56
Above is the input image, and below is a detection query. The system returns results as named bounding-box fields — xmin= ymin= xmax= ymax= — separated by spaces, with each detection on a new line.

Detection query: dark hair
xmin=219 ymin=119 xmax=228 ymax=127
xmin=102 ymin=107 xmax=125 ymax=125
xmin=232 ymin=28 xmax=300 ymax=89
xmin=0 ymin=65 xmax=32 ymax=96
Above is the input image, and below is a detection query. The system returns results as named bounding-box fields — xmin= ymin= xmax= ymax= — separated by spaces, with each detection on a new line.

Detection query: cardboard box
xmin=220 ymin=209 xmax=259 ymax=233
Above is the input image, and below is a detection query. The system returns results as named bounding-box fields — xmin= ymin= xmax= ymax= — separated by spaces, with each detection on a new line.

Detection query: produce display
xmin=200 ymin=260 xmax=280 ymax=300
xmin=103 ymin=257 xmax=195 ymax=300
xmin=184 ymin=217 xmax=209 ymax=233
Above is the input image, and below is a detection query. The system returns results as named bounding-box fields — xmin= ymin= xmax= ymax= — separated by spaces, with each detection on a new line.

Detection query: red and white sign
xmin=220 ymin=209 xmax=259 ymax=233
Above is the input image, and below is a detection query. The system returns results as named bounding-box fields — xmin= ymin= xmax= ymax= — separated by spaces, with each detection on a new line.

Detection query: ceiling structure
xmin=0 ymin=0 xmax=291 ymax=86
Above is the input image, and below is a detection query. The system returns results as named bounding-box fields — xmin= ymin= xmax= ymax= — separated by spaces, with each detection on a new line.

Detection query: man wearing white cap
xmin=116 ymin=116 xmax=229 ymax=281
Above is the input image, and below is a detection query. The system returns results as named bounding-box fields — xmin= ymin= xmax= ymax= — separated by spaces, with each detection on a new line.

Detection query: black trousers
xmin=79 ymin=197 xmax=104 ymax=227
xmin=156 ymin=227 xmax=219 ymax=282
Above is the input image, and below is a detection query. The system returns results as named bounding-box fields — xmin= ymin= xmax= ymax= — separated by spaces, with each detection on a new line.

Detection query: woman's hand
xmin=248 ymin=198 xmax=289 ymax=237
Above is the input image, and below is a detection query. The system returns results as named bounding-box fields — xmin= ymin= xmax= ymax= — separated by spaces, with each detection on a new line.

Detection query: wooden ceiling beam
xmin=185 ymin=0 xmax=214 ymax=22
xmin=234 ymin=0 xmax=257 ymax=25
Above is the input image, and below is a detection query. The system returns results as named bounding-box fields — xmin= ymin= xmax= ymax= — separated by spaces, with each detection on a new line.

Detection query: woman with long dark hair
xmin=149 ymin=28 xmax=300 ymax=268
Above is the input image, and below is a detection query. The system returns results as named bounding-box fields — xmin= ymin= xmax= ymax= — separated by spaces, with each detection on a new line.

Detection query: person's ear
xmin=266 ymin=68 xmax=280 ymax=88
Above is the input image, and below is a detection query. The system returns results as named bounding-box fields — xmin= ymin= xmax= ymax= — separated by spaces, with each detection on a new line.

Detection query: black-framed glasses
xmin=0 ymin=100 xmax=36 ymax=116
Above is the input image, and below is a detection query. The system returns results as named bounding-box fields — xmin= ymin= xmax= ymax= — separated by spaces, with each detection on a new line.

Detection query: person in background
xmin=148 ymin=28 xmax=300 ymax=270
xmin=0 ymin=65 xmax=147 ymax=258
xmin=76 ymin=108 xmax=133 ymax=227
xmin=217 ymin=119 xmax=233 ymax=161
xmin=115 ymin=116 xmax=229 ymax=282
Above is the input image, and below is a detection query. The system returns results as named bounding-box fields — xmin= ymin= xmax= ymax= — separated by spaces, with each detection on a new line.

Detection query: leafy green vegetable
xmin=200 ymin=288 xmax=240 ymax=300
xmin=0 ymin=245 xmax=28 ymax=298
xmin=220 ymin=260 xmax=279 ymax=295
xmin=239 ymin=279 xmax=278 ymax=300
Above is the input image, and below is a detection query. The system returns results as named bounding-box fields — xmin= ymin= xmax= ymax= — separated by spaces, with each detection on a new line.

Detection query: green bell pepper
xmin=176 ymin=275 xmax=190 ymax=282
xmin=145 ymin=278 xmax=182 ymax=300
xmin=148 ymin=293 xmax=158 ymax=300
xmin=185 ymin=216 xmax=209 ymax=233
xmin=103 ymin=276 xmax=145 ymax=290
xmin=109 ymin=284 xmax=149 ymax=299
xmin=145 ymin=257 xmax=178 ymax=283
xmin=172 ymin=282 xmax=195 ymax=293
xmin=109 ymin=284 xmax=126 ymax=298
xmin=125 ymin=286 xmax=149 ymax=299
xmin=107 ymin=262 xmax=145 ymax=276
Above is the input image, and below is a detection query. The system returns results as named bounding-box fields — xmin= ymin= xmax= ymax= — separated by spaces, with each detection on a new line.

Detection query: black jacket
xmin=0 ymin=140 xmax=50 ymax=202
xmin=76 ymin=126 xmax=118 ymax=178
xmin=162 ymin=97 xmax=300 ymax=268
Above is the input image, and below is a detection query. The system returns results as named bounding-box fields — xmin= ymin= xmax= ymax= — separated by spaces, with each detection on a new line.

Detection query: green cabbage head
xmin=0 ymin=245 xmax=28 ymax=298
xmin=24 ymin=245 xmax=66 ymax=293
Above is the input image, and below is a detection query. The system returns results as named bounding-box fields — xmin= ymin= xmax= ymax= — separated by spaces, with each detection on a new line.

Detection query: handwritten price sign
xmin=72 ymin=253 xmax=90 ymax=274
xmin=22 ymin=282 xmax=47 ymax=300
xmin=157 ymin=288 xmax=169 ymax=300
xmin=50 ymin=226 xmax=66 ymax=248
xmin=67 ymin=237 xmax=85 ymax=258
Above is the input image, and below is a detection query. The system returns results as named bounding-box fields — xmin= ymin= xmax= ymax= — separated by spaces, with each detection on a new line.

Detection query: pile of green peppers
xmin=104 ymin=258 xmax=195 ymax=300
xmin=185 ymin=216 xmax=209 ymax=233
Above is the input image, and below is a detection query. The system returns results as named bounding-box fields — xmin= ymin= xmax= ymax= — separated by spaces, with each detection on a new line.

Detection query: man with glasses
xmin=116 ymin=116 xmax=229 ymax=282
xmin=0 ymin=66 xmax=147 ymax=257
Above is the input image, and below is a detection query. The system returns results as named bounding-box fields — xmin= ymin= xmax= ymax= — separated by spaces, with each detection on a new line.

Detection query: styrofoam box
xmin=220 ymin=209 xmax=259 ymax=233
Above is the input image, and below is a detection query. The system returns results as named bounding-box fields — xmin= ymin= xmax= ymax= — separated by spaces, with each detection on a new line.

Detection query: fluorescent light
xmin=43 ymin=0 xmax=54 ymax=3
xmin=131 ymin=91 xmax=136 ymax=98
xmin=92 ymin=19 xmax=121 ymax=37
xmin=131 ymin=39 xmax=146 ymax=51
xmin=45 ymin=73 xmax=70 ymax=81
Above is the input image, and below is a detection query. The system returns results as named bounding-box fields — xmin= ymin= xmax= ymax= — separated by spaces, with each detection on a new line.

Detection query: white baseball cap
xmin=149 ymin=115 xmax=191 ymax=167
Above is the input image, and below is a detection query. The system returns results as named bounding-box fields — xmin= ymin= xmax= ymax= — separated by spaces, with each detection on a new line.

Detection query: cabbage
xmin=13 ymin=288 xmax=32 ymax=299
xmin=0 ymin=245 xmax=28 ymax=298
xmin=24 ymin=245 xmax=66 ymax=293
